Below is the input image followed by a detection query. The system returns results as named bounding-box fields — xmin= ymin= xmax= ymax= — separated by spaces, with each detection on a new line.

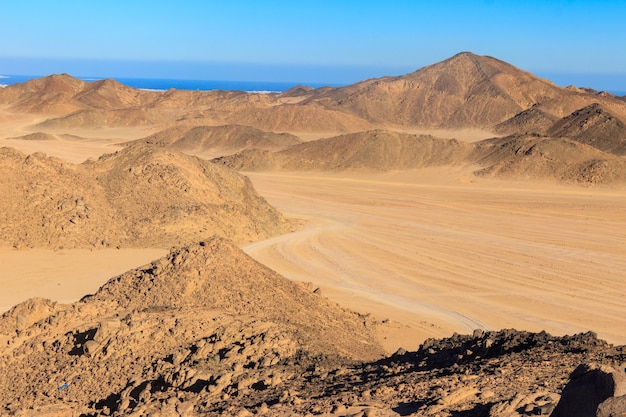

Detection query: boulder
xmin=551 ymin=363 xmax=626 ymax=417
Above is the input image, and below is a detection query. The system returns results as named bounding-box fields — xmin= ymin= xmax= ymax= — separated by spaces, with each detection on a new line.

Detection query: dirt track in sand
xmin=243 ymin=170 xmax=626 ymax=349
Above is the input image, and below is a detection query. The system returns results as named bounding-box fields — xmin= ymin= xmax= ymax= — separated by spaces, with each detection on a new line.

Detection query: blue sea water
xmin=0 ymin=74 xmax=340 ymax=92
xmin=1 ymin=74 xmax=624 ymax=96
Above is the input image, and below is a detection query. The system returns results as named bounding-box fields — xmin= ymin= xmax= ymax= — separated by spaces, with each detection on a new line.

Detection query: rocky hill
xmin=547 ymin=103 xmax=626 ymax=155
xmin=0 ymin=237 xmax=384 ymax=416
xmin=33 ymin=108 xmax=165 ymax=129
xmin=290 ymin=52 xmax=626 ymax=129
xmin=214 ymin=130 xmax=474 ymax=171
xmin=2 ymin=53 xmax=626 ymax=416
xmin=473 ymin=134 xmax=626 ymax=184
xmin=0 ymin=74 xmax=160 ymax=115
xmin=132 ymin=124 xmax=302 ymax=154
xmin=1 ymin=241 xmax=623 ymax=416
xmin=494 ymin=105 xmax=559 ymax=135
xmin=0 ymin=144 xmax=293 ymax=249
xmin=215 ymin=129 xmax=626 ymax=185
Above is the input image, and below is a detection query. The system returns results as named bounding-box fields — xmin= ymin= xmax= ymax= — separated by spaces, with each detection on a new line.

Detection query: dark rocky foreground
xmin=1 ymin=241 xmax=625 ymax=417
xmin=3 ymin=326 xmax=625 ymax=416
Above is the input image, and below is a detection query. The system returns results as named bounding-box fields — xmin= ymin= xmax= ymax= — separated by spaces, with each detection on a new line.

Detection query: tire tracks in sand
xmin=243 ymin=171 xmax=626 ymax=347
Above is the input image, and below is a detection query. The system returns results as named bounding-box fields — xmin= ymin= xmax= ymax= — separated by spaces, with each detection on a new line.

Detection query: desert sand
xmin=2 ymin=128 xmax=624 ymax=352
xmin=0 ymin=248 xmax=166 ymax=312
xmin=243 ymin=169 xmax=626 ymax=350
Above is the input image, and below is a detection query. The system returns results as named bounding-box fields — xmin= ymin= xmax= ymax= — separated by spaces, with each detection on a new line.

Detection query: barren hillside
xmin=215 ymin=128 xmax=626 ymax=184
xmin=547 ymin=103 xmax=626 ymax=155
xmin=0 ymin=74 xmax=160 ymax=115
xmin=215 ymin=130 xmax=474 ymax=171
xmin=494 ymin=105 xmax=559 ymax=135
xmin=0 ymin=237 xmax=383 ymax=416
xmin=474 ymin=134 xmax=626 ymax=184
xmin=132 ymin=124 xmax=302 ymax=155
xmin=291 ymin=52 xmax=626 ymax=129
xmin=0 ymin=144 xmax=292 ymax=249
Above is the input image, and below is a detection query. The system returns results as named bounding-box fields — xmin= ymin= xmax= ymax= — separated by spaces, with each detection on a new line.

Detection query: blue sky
xmin=1 ymin=0 xmax=625 ymax=91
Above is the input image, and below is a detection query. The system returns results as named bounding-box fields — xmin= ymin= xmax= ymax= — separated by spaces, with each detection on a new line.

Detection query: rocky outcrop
xmin=0 ymin=144 xmax=293 ymax=249
xmin=551 ymin=363 xmax=626 ymax=417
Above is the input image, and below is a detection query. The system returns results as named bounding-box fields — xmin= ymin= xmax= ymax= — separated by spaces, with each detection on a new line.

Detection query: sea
xmin=1 ymin=74 xmax=624 ymax=96
xmin=0 ymin=74 xmax=342 ymax=93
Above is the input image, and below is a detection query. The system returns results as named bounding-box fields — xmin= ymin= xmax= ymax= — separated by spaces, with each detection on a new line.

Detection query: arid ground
xmin=244 ymin=169 xmax=626 ymax=350
xmin=2 ymin=53 xmax=626 ymax=416
xmin=2 ymin=126 xmax=625 ymax=353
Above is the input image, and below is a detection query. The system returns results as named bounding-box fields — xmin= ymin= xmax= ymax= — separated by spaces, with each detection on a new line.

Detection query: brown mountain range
xmin=288 ymin=52 xmax=626 ymax=129
xmin=3 ymin=52 xmax=626 ymax=134
xmin=215 ymin=127 xmax=626 ymax=184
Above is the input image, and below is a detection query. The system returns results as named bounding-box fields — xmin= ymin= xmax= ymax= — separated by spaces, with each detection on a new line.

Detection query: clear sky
xmin=1 ymin=0 xmax=625 ymax=91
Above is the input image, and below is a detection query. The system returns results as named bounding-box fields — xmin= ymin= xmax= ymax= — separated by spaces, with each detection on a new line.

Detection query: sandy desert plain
xmin=2 ymin=52 xmax=626 ymax=416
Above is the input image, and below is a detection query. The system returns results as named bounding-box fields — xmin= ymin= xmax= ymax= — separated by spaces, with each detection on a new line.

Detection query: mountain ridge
xmin=3 ymin=53 xmax=626 ymax=133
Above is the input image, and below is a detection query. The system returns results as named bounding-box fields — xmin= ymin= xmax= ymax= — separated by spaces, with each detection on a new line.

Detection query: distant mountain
xmin=3 ymin=55 xmax=626 ymax=134
xmin=288 ymin=52 xmax=626 ymax=130
xmin=0 ymin=74 xmax=87 ymax=114
xmin=0 ymin=74 xmax=159 ymax=114
xmin=293 ymin=52 xmax=561 ymax=127
xmin=74 ymin=77 xmax=153 ymax=109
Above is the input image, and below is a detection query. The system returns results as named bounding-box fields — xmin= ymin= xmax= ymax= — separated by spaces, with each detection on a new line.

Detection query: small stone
xmin=393 ymin=347 xmax=408 ymax=356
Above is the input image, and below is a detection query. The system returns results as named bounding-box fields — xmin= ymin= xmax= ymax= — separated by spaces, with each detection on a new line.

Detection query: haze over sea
xmin=0 ymin=74 xmax=342 ymax=93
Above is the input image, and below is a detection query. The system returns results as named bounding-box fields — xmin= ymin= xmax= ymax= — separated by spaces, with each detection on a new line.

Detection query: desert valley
xmin=1 ymin=52 xmax=626 ymax=416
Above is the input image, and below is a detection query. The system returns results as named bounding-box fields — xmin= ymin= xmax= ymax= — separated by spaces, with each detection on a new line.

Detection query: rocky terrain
xmin=215 ymin=126 xmax=626 ymax=184
xmin=2 ymin=237 xmax=625 ymax=417
xmin=1 ymin=52 xmax=626 ymax=416
xmin=0 ymin=237 xmax=383 ymax=416
xmin=2 ymin=52 xmax=626 ymax=135
xmin=214 ymin=131 xmax=473 ymax=172
xmin=0 ymin=144 xmax=293 ymax=249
